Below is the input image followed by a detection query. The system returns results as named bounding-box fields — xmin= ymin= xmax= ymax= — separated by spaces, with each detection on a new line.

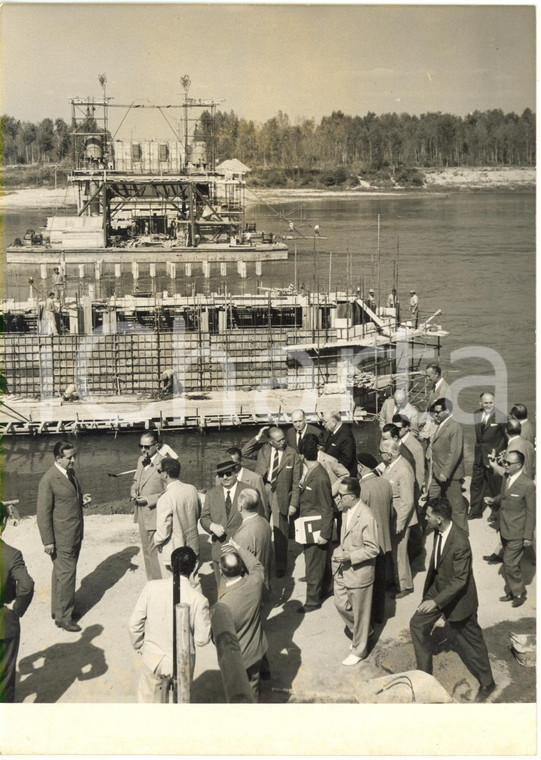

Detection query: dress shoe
xmin=483 ymin=554 xmax=503 ymax=564
xmin=299 ymin=576 xmax=306 ymax=582
xmin=56 ymin=620 xmax=82 ymax=633
xmin=512 ymin=594 xmax=527 ymax=608
xmin=320 ymin=586 xmax=334 ymax=601
xmin=395 ymin=588 xmax=414 ymax=599
xmin=467 ymin=513 xmax=482 ymax=521
xmin=475 ymin=681 xmax=496 ymax=703
xmin=342 ymin=653 xmax=365 ymax=666
xmin=499 ymin=593 xmax=514 ymax=602
xmin=297 ymin=603 xmax=321 ymax=614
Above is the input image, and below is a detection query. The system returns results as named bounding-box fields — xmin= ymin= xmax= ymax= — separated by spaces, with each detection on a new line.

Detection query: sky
xmin=1 ymin=3 xmax=536 ymax=139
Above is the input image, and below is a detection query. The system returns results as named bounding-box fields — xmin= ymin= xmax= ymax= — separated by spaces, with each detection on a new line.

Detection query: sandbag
xmin=509 ymin=632 xmax=536 ymax=668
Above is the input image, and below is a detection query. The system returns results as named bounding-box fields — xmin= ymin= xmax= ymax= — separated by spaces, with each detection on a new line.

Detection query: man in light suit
xmin=509 ymin=403 xmax=535 ymax=447
xmin=333 ymin=477 xmax=379 ymax=665
xmin=286 ymin=409 xmax=322 ymax=451
xmin=357 ymin=453 xmax=393 ymax=626
xmin=393 ymin=414 xmax=425 ymax=496
xmin=487 ymin=451 xmax=535 ymax=608
xmin=409 ymin=498 xmax=496 ymax=702
xmin=234 ymin=488 xmax=272 ymax=589
xmin=427 ymin=398 xmax=468 ymax=533
xmin=378 ymin=389 xmax=420 ymax=433
xmin=321 ymin=411 xmax=357 ymax=476
xmin=218 ymin=542 xmax=268 ymax=701
xmin=380 ymin=438 xmax=416 ymax=599
xmin=154 ymin=457 xmax=200 ymax=577
xmin=37 ymin=439 xmax=85 ymax=632
xmin=242 ymin=427 xmax=302 ymax=577
xmin=0 ymin=502 xmax=34 ymax=702
xmin=224 ymin=447 xmax=269 ymax=519
xmin=131 ymin=431 xmax=165 ymax=580
xmin=200 ymin=460 xmax=250 ymax=584
xmin=468 ymin=392 xmax=507 ymax=520
xmin=128 ymin=547 xmax=210 ymax=702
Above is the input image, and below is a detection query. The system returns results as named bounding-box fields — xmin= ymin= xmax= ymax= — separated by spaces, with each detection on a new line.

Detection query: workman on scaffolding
xmin=52 ymin=267 xmax=65 ymax=304
xmin=366 ymin=289 xmax=378 ymax=314
xmin=409 ymin=290 xmax=419 ymax=328
xmin=159 ymin=369 xmax=182 ymax=399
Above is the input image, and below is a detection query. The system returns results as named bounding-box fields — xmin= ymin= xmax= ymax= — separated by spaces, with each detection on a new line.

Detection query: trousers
xmin=410 ymin=607 xmax=493 ymax=688
xmin=138 ymin=522 xmax=161 ymax=580
xmin=502 ymin=537 xmax=526 ymax=597
xmin=429 ymin=478 xmax=468 ymax=534
xmin=469 ymin=463 xmax=502 ymax=516
xmin=391 ymin=527 xmax=412 ymax=591
xmin=303 ymin=542 xmax=329 ymax=606
xmin=0 ymin=634 xmax=20 ymax=703
xmin=267 ymin=486 xmax=290 ymax=576
xmin=51 ymin=542 xmax=81 ymax=623
xmin=334 ymin=578 xmax=373 ymax=658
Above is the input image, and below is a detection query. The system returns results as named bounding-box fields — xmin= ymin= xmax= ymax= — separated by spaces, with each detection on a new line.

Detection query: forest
xmin=1 ymin=107 xmax=535 ymax=186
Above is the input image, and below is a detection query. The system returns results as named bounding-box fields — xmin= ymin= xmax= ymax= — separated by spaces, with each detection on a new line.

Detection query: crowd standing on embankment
xmin=0 ymin=368 xmax=536 ymax=703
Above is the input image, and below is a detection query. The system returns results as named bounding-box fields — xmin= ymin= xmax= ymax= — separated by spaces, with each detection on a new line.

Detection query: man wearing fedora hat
xmin=200 ymin=460 xmax=250 ymax=586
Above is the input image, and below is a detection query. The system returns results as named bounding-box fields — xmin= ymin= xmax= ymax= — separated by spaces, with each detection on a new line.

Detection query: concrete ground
xmin=7 ymin=500 xmax=535 ymax=706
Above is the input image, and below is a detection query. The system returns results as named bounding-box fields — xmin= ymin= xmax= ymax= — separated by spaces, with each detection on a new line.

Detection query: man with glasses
xmin=131 ymin=432 xmax=165 ymax=580
xmin=333 ymin=477 xmax=379 ymax=665
xmin=486 ymin=451 xmax=535 ymax=608
xmin=37 ymin=440 xmax=87 ymax=632
xmin=200 ymin=460 xmax=249 ymax=586
xmin=380 ymin=439 xmax=416 ymax=599
xmin=426 ymin=398 xmax=468 ymax=533
xmin=242 ymin=426 xmax=302 ymax=577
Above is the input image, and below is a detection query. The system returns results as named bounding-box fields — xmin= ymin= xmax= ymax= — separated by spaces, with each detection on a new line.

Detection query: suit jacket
xmin=0 ymin=539 xmax=34 ymax=640
xmin=131 ymin=452 xmax=165 ymax=531
xmin=426 ymin=378 xmax=451 ymax=410
xmin=519 ymin=419 xmax=535 ymax=447
xmin=431 ymin=417 xmax=465 ymax=482
xmin=402 ymin=433 xmax=426 ymax=490
xmin=241 ymin=437 xmax=302 ymax=515
xmin=359 ymin=472 xmax=393 ymax=554
xmin=423 ymin=524 xmax=478 ymax=622
xmin=37 ymin=464 xmax=84 ymax=549
xmin=379 ymin=398 xmax=420 ymax=432
xmin=382 ymin=456 xmax=417 ymax=532
xmin=200 ymin=482 xmax=249 ymax=563
xmin=129 ymin=575 xmax=210 ymax=675
xmin=154 ymin=480 xmax=201 ymax=563
xmin=322 ymin=423 xmax=357 ymax=476
xmin=298 ymin=463 xmax=334 ymax=542
xmin=286 ymin=423 xmax=322 ymax=452
xmin=332 ymin=502 xmax=379 ymax=588
xmin=507 ymin=437 xmax=535 ymax=480
xmin=234 ymin=515 xmax=272 ymax=588
xmin=317 ymin=451 xmax=350 ymax=497
xmin=493 ymin=472 xmax=536 ymax=542
xmin=473 ymin=407 xmax=507 ymax=466
xmin=216 ymin=467 xmax=269 ymax=519
xmin=219 ymin=543 xmax=267 ymax=669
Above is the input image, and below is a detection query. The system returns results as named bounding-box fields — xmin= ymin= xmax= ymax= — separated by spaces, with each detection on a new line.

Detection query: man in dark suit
xmin=427 ymin=398 xmax=468 ymax=533
xmin=322 ymin=412 xmax=357 ymax=476
xmin=295 ymin=435 xmax=334 ymax=613
xmin=357 ymin=453 xmax=393 ymax=625
xmin=509 ymin=403 xmax=535 ymax=447
xmin=131 ymin=431 xmax=165 ymax=580
xmin=0 ymin=502 xmax=34 ymax=702
xmin=37 ymin=440 xmax=85 ymax=632
xmin=409 ymin=498 xmax=496 ymax=702
xmin=223 ymin=447 xmax=269 ymax=519
xmin=241 ymin=427 xmax=302 ymax=577
xmin=218 ymin=543 xmax=268 ymax=701
xmin=286 ymin=409 xmax=322 ymax=451
xmin=468 ymin=392 xmax=507 ymax=520
xmin=487 ymin=450 xmax=535 ymax=608
xmin=200 ymin=460 xmax=249 ymax=584
xmin=234 ymin=488 xmax=273 ymax=589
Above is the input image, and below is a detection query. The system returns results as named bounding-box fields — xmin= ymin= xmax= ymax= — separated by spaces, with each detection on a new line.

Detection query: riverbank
xmin=1 ymin=167 xmax=534 ymax=210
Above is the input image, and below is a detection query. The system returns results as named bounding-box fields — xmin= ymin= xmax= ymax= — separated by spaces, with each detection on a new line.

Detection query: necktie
xmin=297 ymin=432 xmax=301 ymax=448
xmin=67 ymin=469 xmax=78 ymax=494
xmin=225 ymin=490 xmax=232 ymax=516
xmin=435 ymin=531 xmax=443 ymax=566
xmin=269 ymin=451 xmax=279 ymax=491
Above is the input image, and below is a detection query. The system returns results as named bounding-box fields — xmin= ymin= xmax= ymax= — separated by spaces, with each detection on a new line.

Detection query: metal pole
xmin=211 ymin=603 xmax=254 ymax=703
xmin=328 ymin=251 xmax=332 ymax=294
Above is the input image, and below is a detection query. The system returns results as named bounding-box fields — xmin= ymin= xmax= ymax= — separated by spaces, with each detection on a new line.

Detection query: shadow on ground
xmin=75 ymin=546 xmax=140 ymax=619
xmin=16 ymin=624 xmax=107 ymax=703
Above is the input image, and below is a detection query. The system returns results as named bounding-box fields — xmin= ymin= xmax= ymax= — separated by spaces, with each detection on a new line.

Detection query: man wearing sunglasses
xmin=486 ymin=451 xmax=535 ymax=608
xmin=131 ymin=432 xmax=165 ymax=580
xmin=200 ymin=460 xmax=250 ymax=586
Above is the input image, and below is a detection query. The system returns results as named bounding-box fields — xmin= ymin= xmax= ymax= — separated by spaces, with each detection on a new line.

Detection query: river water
xmin=2 ymin=191 xmax=535 ymax=515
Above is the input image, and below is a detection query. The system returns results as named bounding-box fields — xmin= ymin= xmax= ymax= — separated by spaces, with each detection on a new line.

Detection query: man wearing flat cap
xmin=200 ymin=461 xmax=250 ymax=585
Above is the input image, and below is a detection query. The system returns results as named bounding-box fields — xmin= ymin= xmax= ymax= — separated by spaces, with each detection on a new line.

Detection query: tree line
xmin=2 ymin=107 xmax=536 ymax=170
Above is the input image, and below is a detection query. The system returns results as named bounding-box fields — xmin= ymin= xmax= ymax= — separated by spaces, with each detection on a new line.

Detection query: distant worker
xmin=159 ymin=369 xmax=181 ymax=399
xmin=409 ymin=290 xmax=419 ymax=328
xmin=314 ymin=224 xmax=320 ymax=236
xmin=0 ymin=501 xmax=34 ymax=702
xmin=128 ymin=546 xmax=210 ymax=703
xmin=62 ymin=383 xmax=79 ymax=403
xmin=41 ymin=292 xmax=58 ymax=336
xmin=288 ymin=221 xmax=294 ymax=232
xmin=366 ymin=289 xmax=378 ymax=314
xmin=387 ymin=288 xmax=399 ymax=309
xmin=52 ymin=267 xmax=65 ymax=302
